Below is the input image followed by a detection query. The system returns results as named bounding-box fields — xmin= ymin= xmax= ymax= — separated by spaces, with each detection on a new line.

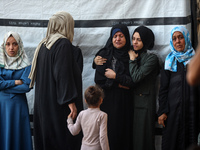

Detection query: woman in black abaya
xmin=94 ymin=24 xmax=135 ymax=150
xmin=29 ymin=11 xmax=83 ymax=150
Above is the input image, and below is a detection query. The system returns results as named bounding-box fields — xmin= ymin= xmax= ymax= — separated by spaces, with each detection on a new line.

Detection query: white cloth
xmin=67 ymin=108 xmax=110 ymax=150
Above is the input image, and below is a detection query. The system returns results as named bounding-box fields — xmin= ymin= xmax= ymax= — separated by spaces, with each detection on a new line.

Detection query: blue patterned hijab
xmin=164 ymin=26 xmax=195 ymax=72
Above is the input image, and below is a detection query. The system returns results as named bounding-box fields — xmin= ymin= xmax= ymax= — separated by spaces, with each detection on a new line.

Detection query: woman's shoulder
xmin=50 ymin=38 xmax=73 ymax=54
xmin=53 ymin=38 xmax=71 ymax=48
xmin=147 ymin=51 xmax=158 ymax=57
xmin=17 ymin=65 xmax=31 ymax=72
xmin=58 ymin=38 xmax=70 ymax=42
xmin=141 ymin=51 xmax=159 ymax=61
xmin=96 ymin=47 xmax=110 ymax=57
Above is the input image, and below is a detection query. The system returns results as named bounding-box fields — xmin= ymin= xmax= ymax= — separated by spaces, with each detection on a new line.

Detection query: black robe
xmin=157 ymin=62 xmax=199 ymax=150
xmin=34 ymin=38 xmax=83 ymax=150
xmin=94 ymin=24 xmax=135 ymax=150
xmin=72 ymin=45 xmax=83 ymax=73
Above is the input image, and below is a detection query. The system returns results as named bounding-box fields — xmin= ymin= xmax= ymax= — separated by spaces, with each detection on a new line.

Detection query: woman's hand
xmin=105 ymin=68 xmax=116 ymax=79
xmin=158 ymin=113 xmax=167 ymax=127
xmin=68 ymin=103 xmax=77 ymax=120
xmin=15 ymin=80 xmax=23 ymax=85
xmin=128 ymin=50 xmax=138 ymax=60
xmin=94 ymin=56 xmax=107 ymax=65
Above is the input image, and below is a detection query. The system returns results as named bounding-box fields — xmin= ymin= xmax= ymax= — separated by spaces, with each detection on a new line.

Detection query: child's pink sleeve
xmin=67 ymin=113 xmax=82 ymax=136
xmin=99 ymin=113 xmax=110 ymax=150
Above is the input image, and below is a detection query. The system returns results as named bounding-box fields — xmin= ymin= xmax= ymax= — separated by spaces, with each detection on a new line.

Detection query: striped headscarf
xmin=164 ymin=26 xmax=195 ymax=72
xmin=0 ymin=31 xmax=30 ymax=70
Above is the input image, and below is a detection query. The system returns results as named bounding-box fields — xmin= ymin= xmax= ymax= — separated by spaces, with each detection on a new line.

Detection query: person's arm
xmin=4 ymin=82 xmax=30 ymax=93
xmin=67 ymin=112 xmax=82 ymax=136
xmin=0 ymin=78 xmax=16 ymax=90
xmin=94 ymin=53 xmax=110 ymax=88
xmin=157 ymin=64 xmax=171 ymax=127
xmin=53 ymin=40 xmax=79 ymax=105
xmin=92 ymin=48 xmax=107 ymax=69
xmin=158 ymin=113 xmax=167 ymax=127
xmin=94 ymin=56 xmax=107 ymax=66
xmin=53 ymin=40 xmax=81 ymax=119
xmin=104 ymin=68 xmax=116 ymax=79
xmin=72 ymin=45 xmax=83 ymax=73
xmin=105 ymin=68 xmax=135 ymax=88
xmin=128 ymin=49 xmax=138 ymax=61
xmin=157 ymin=67 xmax=170 ymax=128
xmin=0 ymin=70 xmax=16 ymax=90
xmin=129 ymin=53 xmax=159 ymax=83
xmin=187 ymin=45 xmax=200 ymax=86
xmin=2 ymin=66 xmax=32 ymax=93
xmin=99 ymin=113 xmax=110 ymax=150
xmin=68 ymin=103 xmax=77 ymax=120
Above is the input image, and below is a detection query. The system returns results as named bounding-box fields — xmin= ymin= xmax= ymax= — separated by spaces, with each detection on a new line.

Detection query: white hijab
xmin=0 ymin=31 xmax=30 ymax=70
xmin=28 ymin=11 xmax=74 ymax=88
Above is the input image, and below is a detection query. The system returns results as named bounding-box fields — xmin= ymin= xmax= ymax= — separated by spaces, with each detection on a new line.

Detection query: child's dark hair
xmin=84 ymin=85 xmax=104 ymax=107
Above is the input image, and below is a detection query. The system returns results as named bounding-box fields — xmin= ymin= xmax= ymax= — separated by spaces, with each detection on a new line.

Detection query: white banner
xmin=0 ymin=0 xmax=192 ymax=113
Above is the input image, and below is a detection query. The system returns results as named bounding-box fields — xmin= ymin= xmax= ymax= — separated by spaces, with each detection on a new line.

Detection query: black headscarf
xmin=131 ymin=25 xmax=155 ymax=54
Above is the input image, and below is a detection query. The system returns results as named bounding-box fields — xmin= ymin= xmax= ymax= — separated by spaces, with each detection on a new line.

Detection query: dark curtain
xmin=191 ymin=0 xmax=198 ymax=48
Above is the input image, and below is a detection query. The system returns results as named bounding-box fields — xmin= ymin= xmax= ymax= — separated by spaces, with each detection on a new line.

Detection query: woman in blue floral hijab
xmin=165 ymin=26 xmax=195 ymax=72
xmin=157 ymin=26 xmax=198 ymax=150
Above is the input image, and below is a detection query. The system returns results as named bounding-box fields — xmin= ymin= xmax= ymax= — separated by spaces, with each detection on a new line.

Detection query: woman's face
xmin=172 ymin=31 xmax=185 ymax=52
xmin=5 ymin=36 xmax=19 ymax=57
xmin=132 ymin=32 xmax=143 ymax=51
xmin=112 ymin=31 xmax=126 ymax=49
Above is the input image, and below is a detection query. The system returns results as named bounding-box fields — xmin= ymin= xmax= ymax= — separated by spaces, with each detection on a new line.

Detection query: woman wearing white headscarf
xmin=157 ymin=26 xmax=198 ymax=150
xmin=29 ymin=11 xmax=83 ymax=150
xmin=0 ymin=31 xmax=33 ymax=150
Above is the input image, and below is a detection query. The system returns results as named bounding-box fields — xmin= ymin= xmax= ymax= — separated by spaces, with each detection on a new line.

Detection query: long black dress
xmin=94 ymin=24 xmax=135 ymax=150
xmin=72 ymin=45 xmax=83 ymax=73
xmin=157 ymin=62 xmax=199 ymax=150
xmin=34 ymin=38 xmax=83 ymax=150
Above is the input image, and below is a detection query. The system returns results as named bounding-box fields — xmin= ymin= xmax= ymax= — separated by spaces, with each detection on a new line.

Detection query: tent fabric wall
xmin=0 ymin=0 xmax=196 ymax=113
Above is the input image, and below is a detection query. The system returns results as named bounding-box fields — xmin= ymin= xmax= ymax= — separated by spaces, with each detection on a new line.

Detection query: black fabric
xmin=72 ymin=45 xmax=83 ymax=73
xmin=190 ymin=0 xmax=198 ymax=48
xmin=94 ymin=24 xmax=135 ymax=150
xmin=133 ymin=25 xmax=155 ymax=50
xmin=157 ymin=62 xmax=198 ymax=150
xmin=34 ymin=38 xmax=83 ymax=150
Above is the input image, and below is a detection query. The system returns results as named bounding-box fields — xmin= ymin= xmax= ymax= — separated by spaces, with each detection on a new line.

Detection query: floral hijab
xmin=164 ymin=26 xmax=195 ymax=72
xmin=0 ymin=31 xmax=30 ymax=70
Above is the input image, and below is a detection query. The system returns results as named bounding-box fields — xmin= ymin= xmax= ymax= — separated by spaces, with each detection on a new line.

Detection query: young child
xmin=67 ymin=85 xmax=110 ymax=150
